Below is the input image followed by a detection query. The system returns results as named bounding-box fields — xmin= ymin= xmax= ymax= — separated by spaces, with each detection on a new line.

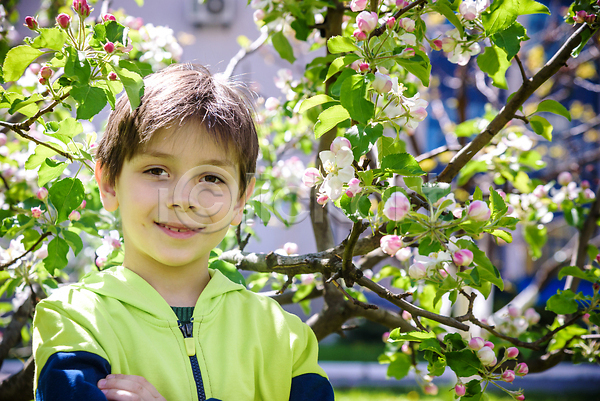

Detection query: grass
xmin=334 ymin=388 xmax=592 ymax=401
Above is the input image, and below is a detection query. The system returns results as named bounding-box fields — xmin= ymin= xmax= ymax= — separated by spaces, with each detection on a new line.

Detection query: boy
xmin=32 ymin=64 xmax=334 ymax=401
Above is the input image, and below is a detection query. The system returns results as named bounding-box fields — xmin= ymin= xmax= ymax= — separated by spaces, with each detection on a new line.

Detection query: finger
xmin=98 ymin=375 xmax=162 ymax=399
xmin=101 ymin=388 xmax=142 ymax=401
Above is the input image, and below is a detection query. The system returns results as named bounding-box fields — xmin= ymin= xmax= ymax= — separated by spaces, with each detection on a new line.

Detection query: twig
xmin=371 ymin=0 xmax=428 ymax=37
xmin=415 ymin=145 xmax=462 ymax=163
xmin=277 ymin=273 xmax=295 ymax=295
xmin=341 ymin=221 xmax=369 ymax=287
xmin=513 ymin=114 xmax=530 ymax=123
xmin=331 ymin=279 xmax=378 ymax=310
xmin=0 ymin=172 xmax=9 ymax=190
xmin=0 ymin=232 xmax=51 ymax=271
xmin=222 ymin=30 xmax=269 ymax=80
xmin=267 ymin=286 xmax=324 ymax=305
xmin=437 ymin=24 xmax=592 ymax=183
xmin=514 ymin=54 xmax=529 ymax=83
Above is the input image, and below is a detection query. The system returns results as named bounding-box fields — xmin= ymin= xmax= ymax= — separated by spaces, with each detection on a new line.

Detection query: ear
xmin=231 ymin=177 xmax=255 ymax=227
xmin=94 ymin=161 xmax=119 ymax=212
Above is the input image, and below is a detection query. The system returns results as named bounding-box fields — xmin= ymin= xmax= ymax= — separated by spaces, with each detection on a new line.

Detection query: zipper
xmin=178 ymin=319 xmax=206 ymax=401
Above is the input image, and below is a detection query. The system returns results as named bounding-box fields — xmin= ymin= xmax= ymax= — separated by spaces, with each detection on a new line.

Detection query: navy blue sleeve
xmin=289 ymin=373 xmax=334 ymax=401
xmin=36 ymin=351 xmax=111 ymax=401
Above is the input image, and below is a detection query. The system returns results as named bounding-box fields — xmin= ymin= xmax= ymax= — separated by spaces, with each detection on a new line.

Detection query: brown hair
xmin=96 ymin=63 xmax=259 ymax=195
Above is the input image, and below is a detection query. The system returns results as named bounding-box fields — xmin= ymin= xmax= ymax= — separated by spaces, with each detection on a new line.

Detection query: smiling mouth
xmin=155 ymin=222 xmax=204 ymax=232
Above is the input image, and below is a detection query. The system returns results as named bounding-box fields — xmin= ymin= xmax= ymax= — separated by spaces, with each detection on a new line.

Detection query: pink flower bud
xmin=442 ymin=36 xmax=457 ymax=52
xmin=400 ymin=47 xmax=415 ymax=58
xmin=408 ymin=262 xmax=427 ymax=279
xmin=96 ymin=256 xmax=107 ymax=268
xmin=596 ymin=254 xmax=600 ymax=264
xmin=468 ymin=337 xmax=485 ymax=351
xmin=108 ymin=71 xmax=118 ymax=81
xmin=455 ymin=384 xmax=466 ymax=397
xmin=317 ymin=193 xmax=329 ymax=206
xmin=402 ymin=310 xmax=412 ymax=320
xmin=56 ymin=13 xmax=71 ymax=29
xmin=508 ymin=305 xmax=521 ymax=318
xmin=583 ymin=188 xmax=595 ymax=200
xmin=372 ymin=72 xmax=393 ymax=94
xmin=382 ymin=331 xmax=390 ymax=343
xmin=253 ymin=9 xmax=265 ymax=22
xmin=516 ymin=394 xmax=525 ymax=401
xmin=359 ymin=62 xmax=370 ymax=72
xmin=506 ymin=347 xmax=519 ymax=359
xmin=40 ymin=66 xmax=53 ymax=79
xmin=400 ymin=18 xmax=415 ymax=32
xmin=36 ymin=187 xmax=49 ymax=201
xmin=283 ymin=242 xmax=298 ymax=255
xmin=383 ymin=191 xmax=410 ymax=221
xmin=452 ymin=249 xmax=473 ymax=266
xmin=264 ymin=97 xmax=280 ymax=111
xmin=396 ymin=247 xmax=412 ymax=262
xmin=79 ymin=200 xmax=86 ymax=209
xmin=432 ymin=39 xmax=443 ymax=50
xmin=502 ymin=369 xmax=516 ymax=383
xmin=353 ymin=29 xmax=367 ymax=41
xmin=38 ymin=77 xmax=48 ymax=85
xmin=524 ymin=308 xmax=540 ymax=324
xmin=330 ymin=136 xmax=352 ymax=153
xmin=350 ymin=0 xmax=368 ymax=12
xmin=29 ymin=63 xmax=42 ymax=74
xmin=356 ymin=11 xmax=378 ymax=33
xmin=581 ymin=180 xmax=590 ymax=189
xmin=533 ymin=185 xmax=547 ymax=198
xmin=381 ymin=235 xmax=403 ymax=256
xmin=102 ymin=13 xmax=116 ymax=22
xmin=574 ymin=10 xmax=588 ymax=23
xmin=302 ymin=168 xmax=322 ymax=188
xmin=68 ymin=210 xmax=81 ymax=221
xmin=0 ymin=133 xmax=6 ymax=147
xmin=346 ymin=177 xmax=361 ymax=197
xmin=484 ymin=341 xmax=495 ymax=349
xmin=104 ymin=42 xmax=115 ymax=53
xmin=423 ymin=383 xmax=438 ymax=396
xmin=25 ymin=16 xmax=39 ymax=30
xmin=73 ymin=0 xmax=91 ymax=17
xmin=468 ymin=200 xmax=491 ymax=221
xmin=557 ymin=171 xmax=572 ymax=186
xmin=477 ymin=346 xmax=496 ymax=366
xmin=386 ymin=17 xmax=396 ymax=29
xmin=401 ymin=342 xmax=412 ymax=354
xmin=31 ymin=207 xmax=43 ymax=219
xmin=396 ymin=0 xmax=410 ymax=8
xmin=515 ymin=362 xmax=528 ymax=376
xmin=583 ymin=313 xmax=591 ymax=324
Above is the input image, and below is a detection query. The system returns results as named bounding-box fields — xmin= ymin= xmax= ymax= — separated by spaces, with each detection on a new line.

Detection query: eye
xmin=200 ymin=174 xmax=224 ymax=184
xmin=144 ymin=167 xmax=168 ymax=177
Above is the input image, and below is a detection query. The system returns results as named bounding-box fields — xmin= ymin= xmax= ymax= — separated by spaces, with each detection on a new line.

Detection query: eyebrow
xmin=142 ymin=150 xmax=235 ymax=167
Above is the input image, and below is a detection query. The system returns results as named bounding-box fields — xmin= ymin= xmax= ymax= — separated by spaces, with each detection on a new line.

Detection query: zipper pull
xmin=178 ymin=321 xmax=196 ymax=357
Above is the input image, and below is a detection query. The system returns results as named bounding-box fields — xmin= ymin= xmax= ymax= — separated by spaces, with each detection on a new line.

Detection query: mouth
xmin=155 ymin=222 xmax=204 ymax=233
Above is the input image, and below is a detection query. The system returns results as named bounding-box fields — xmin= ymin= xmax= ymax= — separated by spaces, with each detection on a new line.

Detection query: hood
xmin=72 ymin=266 xmax=246 ymax=322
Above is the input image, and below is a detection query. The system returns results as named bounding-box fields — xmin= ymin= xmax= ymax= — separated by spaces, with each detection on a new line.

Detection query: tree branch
xmin=514 ymin=54 xmax=529 ymax=83
xmin=341 ymin=221 xmax=369 ymax=286
xmin=222 ymin=29 xmax=269 ymax=80
xmin=0 ymin=290 xmax=34 ymax=369
xmin=0 ymin=232 xmax=51 ymax=271
xmin=0 ymin=356 xmax=35 ymax=401
xmin=437 ymin=24 xmax=592 ymax=183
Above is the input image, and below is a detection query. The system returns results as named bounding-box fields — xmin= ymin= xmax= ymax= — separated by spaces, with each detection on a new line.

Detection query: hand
xmin=98 ymin=374 xmax=166 ymax=401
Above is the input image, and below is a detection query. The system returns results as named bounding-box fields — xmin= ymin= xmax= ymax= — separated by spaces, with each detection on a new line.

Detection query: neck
xmin=123 ymin=258 xmax=211 ymax=307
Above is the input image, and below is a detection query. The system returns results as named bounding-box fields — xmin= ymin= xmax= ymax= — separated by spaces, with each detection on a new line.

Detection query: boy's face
xmin=95 ymin=123 xmax=254 ymax=272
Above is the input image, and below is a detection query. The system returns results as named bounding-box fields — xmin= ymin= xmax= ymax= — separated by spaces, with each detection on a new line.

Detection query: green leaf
xmin=299 ymin=94 xmax=337 ymax=113
xmin=314 ymin=105 xmax=350 ymax=138
xmin=2 ymin=46 xmax=44 ymax=82
xmin=430 ymin=0 xmax=464 ymax=35
xmin=71 ymin=85 xmax=108 ymax=120
xmin=443 ymin=332 xmax=466 ymax=350
xmin=327 ymin=35 xmax=359 ymax=54
xmin=49 ymin=178 xmax=85 ymax=224
xmin=523 ymin=222 xmax=547 ymax=260
xmin=546 ymin=289 xmax=579 ymax=315
xmin=572 ymin=26 xmax=596 ymax=58
xmin=64 ymin=48 xmax=91 ymax=85
xmin=455 ymin=119 xmax=481 ymax=137
xmin=44 ymin=236 xmax=70 ymax=274
xmin=397 ymin=49 xmax=431 ymax=87
xmin=31 ymin=28 xmax=68 ymax=51
xmin=209 ymin=259 xmax=246 ymax=286
xmin=482 ymin=0 xmax=550 ymax=35
xmin=463 ymin=242 xmax=504 ymax=290
xmin=114 ymin=63 xmax=145 ymax=110
xmin=389 ymin=329 xmax=436 ymax=342
xmin=558 ymin=265 xmax=597 ymax=282
xmin=387 ymin=353 xmax=412 ymax=380
xmin=340 ymin=75 xmax=374 ymax=124
xmin=529 ymin=115 xmax=552 ymax=141
xmin=272 ymin=31 xmax=296 ymax=63
xmin=63 ymin=230 xmax=83 ymax=256
xmin=381 ymin=153 xmax=426 ymax=176
xmin=447 ymin=349 xmax=483 ymax=377
xmin=490 ymin=188 xmax=507 ymax=220
xmin=104 ymin=21 xmax=129 ymax=45
xmin=25 ymin=146 xmax=59 ymax=170
xmin=45 ymin=118 xmax=84 ymax=144
xmin=326 ymin=54 xmax=361 ymax=82
xmin=490 ymin=22 xmax=528 ymax=61
xmin=422 ymin=182 xmax=451 ymax=204
xmin=534 ymin=99 xmax=571 ymax=121
xmin=38 ymin=158 xmax=68 ymax=187
xmin=376 ymin=136 xmax=405 ymax=162
xmin=419 ymin=338 xmax=443 ymax=354
xmin=477 ymin=45 xmax=511 ymax=89
xmin=249 ymin=200 xmax=271 ymax=225
xmin=404 ymin=176 xmax=423 ymax=196
xmin=346 ymin=123 xmax=382 ymax=160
